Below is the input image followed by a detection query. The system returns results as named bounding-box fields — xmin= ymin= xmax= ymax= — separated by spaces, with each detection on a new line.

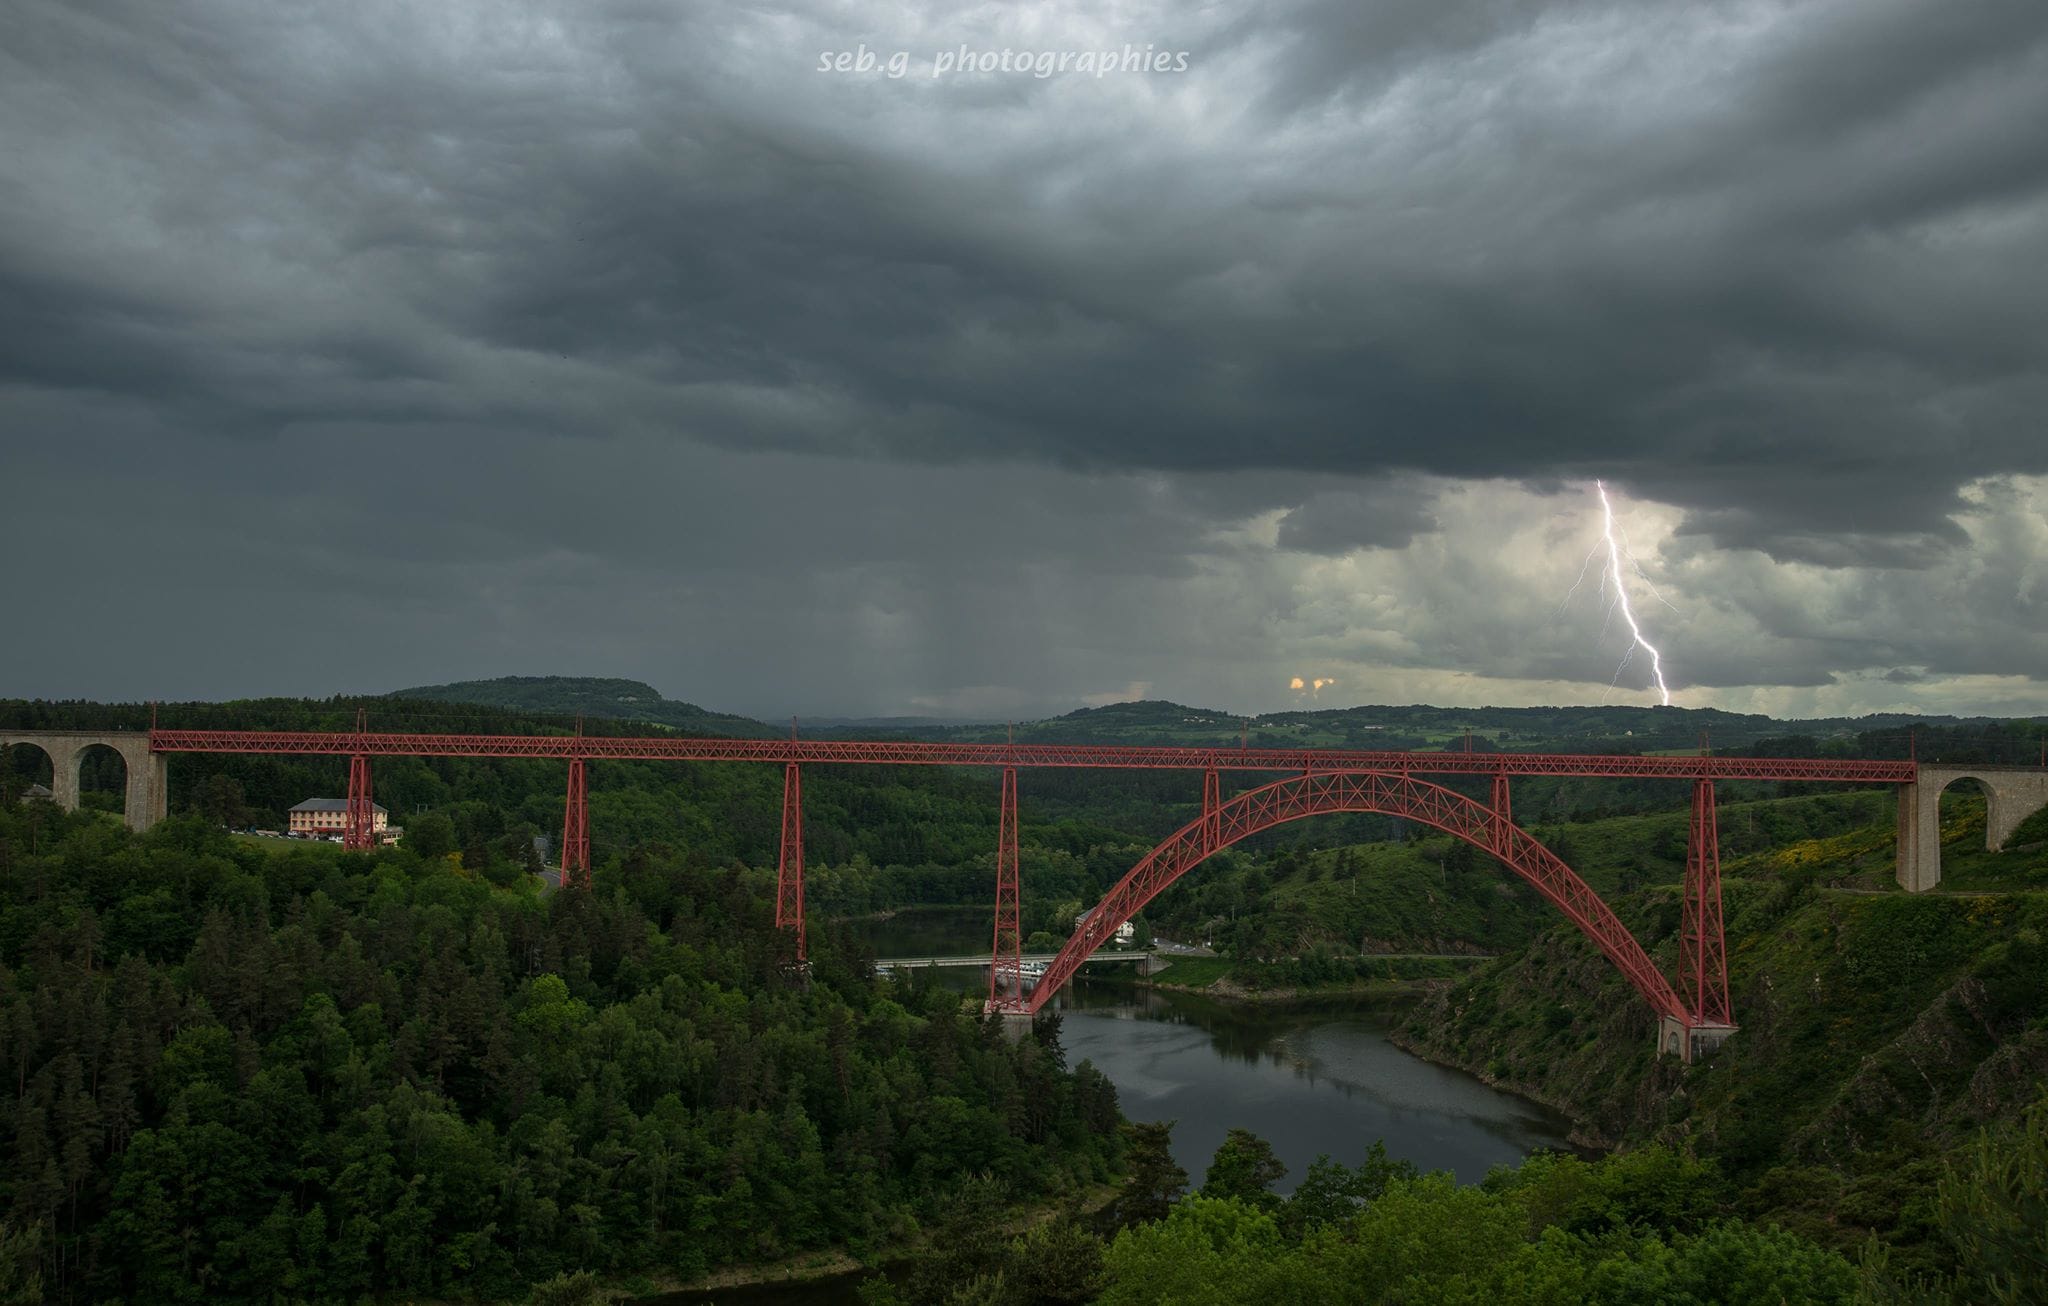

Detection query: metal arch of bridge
xmin=1007 ymin=770 xmax=1700 ymax=1031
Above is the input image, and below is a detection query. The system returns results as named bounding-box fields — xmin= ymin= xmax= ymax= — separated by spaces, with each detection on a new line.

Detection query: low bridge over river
xmin=876 ymin=951 xmax=1161 ymax=975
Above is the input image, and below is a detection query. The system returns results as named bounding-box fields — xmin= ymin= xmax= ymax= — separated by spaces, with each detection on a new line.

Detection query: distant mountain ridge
xmin=378 ymin=677 xmax=2030 ymax=755
xmin=922 ymin=698 xmax=1997 ymax=753
xmin=387 ymin=676 xmax=784 ymax=738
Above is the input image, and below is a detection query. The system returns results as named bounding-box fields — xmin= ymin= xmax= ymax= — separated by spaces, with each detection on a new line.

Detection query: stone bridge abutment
xmin=1 ymin=731 xmax=167 ymax=833
xmin=1897 ymin=765 xmax=2048 ymax=891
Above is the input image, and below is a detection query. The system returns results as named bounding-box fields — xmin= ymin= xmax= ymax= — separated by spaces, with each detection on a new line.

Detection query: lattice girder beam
xmin=560 ymin=757 xmax=590 ymax=889
xmin=989 ymin=767 xmax=1022 ymax=1008
xmin=1491 ymin=773 xmax=1513 ymax=852
xmin=344 ymin=754 xmax=374 ymax=851
xmin=1680 ymin=778 xmax=1732 ymax=1027
xmin=148 ymin=730 xmax=1919 ymax=784
xmin=776 ymin=762 xmax=805 ymax=960
xmin=1203 ymin=766 xmax=1221 ymax=850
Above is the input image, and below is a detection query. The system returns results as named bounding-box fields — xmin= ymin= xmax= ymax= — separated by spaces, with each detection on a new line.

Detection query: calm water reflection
xmin=1047 ymin=981 xmax=1576 ymax=1191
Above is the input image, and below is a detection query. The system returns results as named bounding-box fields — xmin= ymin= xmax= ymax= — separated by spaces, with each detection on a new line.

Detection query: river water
xmin=859 ymin=907 xmax=1574 ymax=1188
xmin=1049 ymin=981 xmax=1574 ymax=1190
xmin=643 ymin=910 xmax=1573 ymax=1302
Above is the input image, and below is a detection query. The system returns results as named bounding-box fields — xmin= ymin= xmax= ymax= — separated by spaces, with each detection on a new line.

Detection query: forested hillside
xmin=1397 ymin=795 xmax=2048 ymax=1283
xmin=0 ymin=806 xmax=1119 ymax=1302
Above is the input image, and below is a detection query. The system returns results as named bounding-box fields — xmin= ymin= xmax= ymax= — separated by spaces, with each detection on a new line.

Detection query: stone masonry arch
xmin=1896 ymin=765 xmax=2048 ymax=891
xmin=0 ymin=731 xmax=166 ymax=833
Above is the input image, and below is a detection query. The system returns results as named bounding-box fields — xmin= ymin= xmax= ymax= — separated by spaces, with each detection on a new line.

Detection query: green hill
xmin=361 ymin=678 xmax=2038 ymax=762
xmin=927 ymin=698 xmax=2021 ymax=757
xmin=388 ymin=675 xmax=782 ymax=738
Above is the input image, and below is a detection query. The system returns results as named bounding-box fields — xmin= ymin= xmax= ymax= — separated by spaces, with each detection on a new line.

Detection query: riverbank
xmin=1148 ymin=972 xmax=1447 ymax=1003
xmin=1384 ymin=1021 xmax=1616 ymax=1151
xmin=1133 ymin=951 xmax=1485 ymax=1006
xmin=628 ymin=1182 xmax=1121 ymax=1303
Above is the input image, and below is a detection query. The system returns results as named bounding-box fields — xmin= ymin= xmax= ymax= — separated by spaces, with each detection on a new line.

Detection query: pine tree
xmin=1113 ymin=1120 xmax=1187 ymax=1226
xmin=1933 ymin=1095 xmax=2048 ymax=1304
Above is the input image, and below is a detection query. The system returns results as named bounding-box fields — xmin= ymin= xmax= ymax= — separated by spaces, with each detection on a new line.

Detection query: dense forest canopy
xmin=0 ymin=804 xmax=1119 ymax=1302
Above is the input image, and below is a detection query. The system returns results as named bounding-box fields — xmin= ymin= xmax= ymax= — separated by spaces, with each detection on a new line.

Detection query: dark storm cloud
xmin=1275 ymin=485 xmax=1438 ymax=554
xmin=3 ymin=0 xmax=2045 ymax=713
xmin=7 ymin=3 xmax=2044 ymax=489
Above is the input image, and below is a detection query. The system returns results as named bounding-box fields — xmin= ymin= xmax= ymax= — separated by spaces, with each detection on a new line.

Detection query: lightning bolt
xmin=1595 ymin=480 xmax=1673 ymax=705
xmin=1552 ymin=540 xmax=1603 ymax=620
xmin=1615 ymin=519 xmax=1682 ymax=615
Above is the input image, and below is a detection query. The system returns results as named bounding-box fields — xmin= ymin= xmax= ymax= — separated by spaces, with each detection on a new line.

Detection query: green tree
xmin=0 ymin=1222 xmax=43 ymax=1306
xmin=906 ymin=1176 xmax=1010 ymax=1305
xmin=529 ymin=1269 xmax=604 ymax=1305
xmin=1114 ymin=1121 xmax=1188 ymax=1227
xmin=1661 ymin=1222 xmax=1858 ymax=1304
xmin=1006 ymin=1213 xmax=1107 ymax=1304
xmin=1282 ymin=1142 xmax=1418 ymax=1239
xmin=1352 ymin=1138 xmax=1421 ymax=1203
xmin=1928 ymin=1095 xmax=2048 ymax=1304
xmin=196 ymin=774 xmax=248 ymax=829
xmin=1202 ymin=1128 xmax=1286 ymax=1210
xmin=407 ymin=810 xmax=457 ymax=859
xmin=856 ymin=1278 xmax=909 ymax=1306
xmin=1564 ymin=1145 xmax=1723 ymax=1237
xmin=1098 ymin=1195 xmax=1286 ymax=1306
xmin=1283 ymin=1154 xmax=1359 ymax=1238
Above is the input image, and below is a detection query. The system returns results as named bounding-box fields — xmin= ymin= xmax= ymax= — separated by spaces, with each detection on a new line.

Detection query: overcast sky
xmin=4 ymin=0 xmax=2046 ymax=722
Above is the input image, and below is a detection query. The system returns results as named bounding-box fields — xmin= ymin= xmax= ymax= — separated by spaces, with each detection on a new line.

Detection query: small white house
xmin=1074 ymin=907 xmax=1138 ymax=945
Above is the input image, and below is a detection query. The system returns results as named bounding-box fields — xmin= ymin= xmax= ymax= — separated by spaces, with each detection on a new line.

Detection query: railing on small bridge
xmin=873 ymin=951 xmax=1154 ymax=969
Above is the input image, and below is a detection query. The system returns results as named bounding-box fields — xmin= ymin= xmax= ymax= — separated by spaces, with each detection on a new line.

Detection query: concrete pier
xmin=1658 ymin=1016 xmax=1737 ymax=1063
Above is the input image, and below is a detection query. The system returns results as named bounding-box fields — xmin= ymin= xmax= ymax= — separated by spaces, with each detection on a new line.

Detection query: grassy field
xmin=1148 ymin=954 xmax=1234 ymax=987
xmin=231 ymin=832 xmax=344 ymax=855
